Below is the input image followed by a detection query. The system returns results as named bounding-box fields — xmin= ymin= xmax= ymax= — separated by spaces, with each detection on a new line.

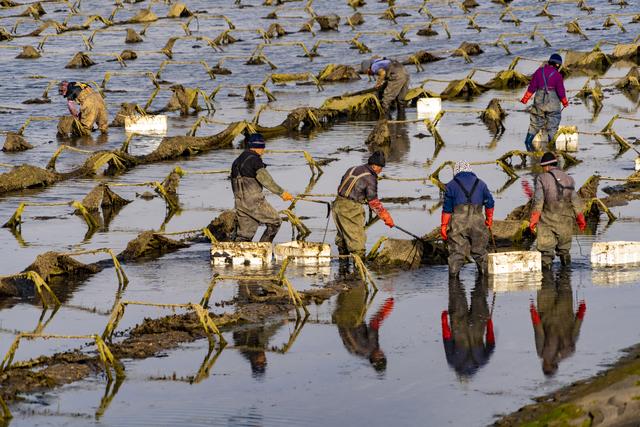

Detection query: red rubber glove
xmin=561 ymin=97 xmax=569 ymax=108
xmin=576 ymin=301 xmax=586 ymax=320
xmin=529 ymin=211 xmax=541 ymax=233
xmin=441 ymin=212 xmax=452 ymax=241
xmin=576 ymin=213 xmax=587 ymax=231
xmin=530 ymin=303 xmax=541 ymax=326
xmin=520 ymin=91 xmax=533 ymax=104
xmin=441 ymin=310 xmax=451 ymax=340
xmin=486 ymin=318 xmax=495 ymax=345
xmin=370 ymin=297 xmax=394 ymax=330
xmin=485 ymin=207 xmax=494 ymax=228
xmin=368 ymin=198 xmax=394 ymax=228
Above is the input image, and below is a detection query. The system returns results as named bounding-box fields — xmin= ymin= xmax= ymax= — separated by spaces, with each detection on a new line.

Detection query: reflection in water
xmin=530 ymin=269 xmax=585 ymax=376
xmin=332 ymin=283 xmax=394 ymax=372
xmin=233 ymin=322 xmax=283 ymax=379
xmin=368 ymin=122 xmax=411 ymax=163
xmin=442 ymin=275 xmax=495 ymax=380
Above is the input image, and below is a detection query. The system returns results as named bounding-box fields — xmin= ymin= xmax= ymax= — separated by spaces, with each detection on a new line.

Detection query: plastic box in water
xmin=635 ymin=157 xmax=640 ymax=171
xmin=211 ymin=242 xmax=272 ymax=266
xmin=488 ymin=251 xmax=541 ymax=275
xmin=489 ymin=272 xmax=542 ymax=293
xmin=591 ymin=241 xmax=640 ymax=267
xmin=416 ymin=97 xmax=442 ymax=121
xmin=555 ymin=129 xmax=578 ymax=152
xmin=124 ymin=114 xmax=168 ymax=134
xmin=274 ymin=241 xmax=331 ymax=265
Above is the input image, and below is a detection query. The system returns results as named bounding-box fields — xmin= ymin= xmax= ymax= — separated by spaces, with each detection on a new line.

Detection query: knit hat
xmin=453 ymin=161 xmax=472 ymax=175
xmin=540 ymin=151 xmax=558 ymax=166
xmin=58 ymin=81 xmax=69 ymax=96
xmin=247 ymin=133 xmax=265 ymax=149
xmin=548 ymin=53 xmax=563 ymax=66
xmin=368 ymin=150 xmax=386 ymax=167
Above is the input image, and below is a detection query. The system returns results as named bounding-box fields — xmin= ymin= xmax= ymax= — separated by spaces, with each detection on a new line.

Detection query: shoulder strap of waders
xmin=542 ymin=67 xmax=556 ymax=94
xmin=547 ymin=170 xmax=573 ymax=201
xmin=232 ymin=152 xmax=258 ymax=179
xmin=338 ymin=167 xmax=373 ymax=199
xmin=453 ymin=177 xmax=480 ymax=204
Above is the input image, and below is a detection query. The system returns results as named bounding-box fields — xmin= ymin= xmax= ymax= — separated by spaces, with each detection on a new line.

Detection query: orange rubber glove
xmin=529 ymin=211 xmax=541 ymax=233
xmin=281 ymin=191 xmax=294 ymax=201
xmin=575 ymin=213 xmax=587 ymax=231
xmin=530 ymin=303 xmax=541 ymax=326
xmin=441 ymin=310 xmax=451 ymax=340
xmin=561 ymin=97 xmax=569 ymax=108
xmin=441 ymin=212 xmax=451 ymax=241
xmin=520 ymin=91 xmax=533 ymax=104
xmin=576 ymin=301 xmax=586 ymax=320
xmin=369 ymin=198 xmax=394 ymax=227
xmin=486 ymin=318 xmax=495 ymax=345
xmin=485 ymin=207 xmax=494 ymax=228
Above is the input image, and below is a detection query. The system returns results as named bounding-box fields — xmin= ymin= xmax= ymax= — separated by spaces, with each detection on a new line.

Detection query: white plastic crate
xmin=416 ymin=97 xmax=442 ymax=121
xmin=488 ymin=251 xmax=541 ymax=275
xmin=274 ymin=241 xmax=331 ymax=265
xmin=635 ymin=157 xmax=640 ymax=171
xmin=591 ymin=241 xmax=640 ymax=267
xmin=555 ymin=131 xmax=578 ymax=152
xmin=532 ymin=132 xmax=546 ymax=151
xmin=124 ymin=114 xmax=168 ymax=134
xmin=489 ymin=272 xmax=542 ymax=293
xmin=211 ymin=242 xmax=272 ymax=266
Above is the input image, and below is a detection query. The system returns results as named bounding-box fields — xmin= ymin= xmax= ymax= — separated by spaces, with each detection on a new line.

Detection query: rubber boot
xmin=259 ymin=224 xmax=280 ymax=242
xmin=524 ymin=133 xmax=535 ymax=152
xmin=560 ymin=254 xmax=571 ymax=266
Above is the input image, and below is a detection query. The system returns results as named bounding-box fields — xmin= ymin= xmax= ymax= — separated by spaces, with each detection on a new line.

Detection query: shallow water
xmin=1 ymin=0 xmax=640 ymax=425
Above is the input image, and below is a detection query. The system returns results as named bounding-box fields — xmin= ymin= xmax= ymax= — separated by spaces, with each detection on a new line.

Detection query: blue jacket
xmin=443 ymin=172 xmax=494 ymax=213
xmin=371 ymin=59 xmax=391 ymax=74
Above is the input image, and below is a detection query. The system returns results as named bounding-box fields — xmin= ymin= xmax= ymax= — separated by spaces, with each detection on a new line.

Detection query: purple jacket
xmin=525 ymin=65 xmax=567 ymax=102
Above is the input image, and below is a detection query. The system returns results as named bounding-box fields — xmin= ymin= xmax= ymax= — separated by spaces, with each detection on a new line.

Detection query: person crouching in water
xmin=361 ymin=57 xmax=410 ymax=120
xmin=231 ymin=133 xmax=294 ymax=242
xmin=520 ymin=53 xmax=568 ymax=152
xmin=441 ymin=161 xmax=495 ymax=277
xmin=58 ymin=81 xmax=109 ymax=134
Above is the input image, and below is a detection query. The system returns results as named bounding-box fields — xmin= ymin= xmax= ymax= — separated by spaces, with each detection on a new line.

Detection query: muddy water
xmin=1 ymin=0 xmax=640 ymax=425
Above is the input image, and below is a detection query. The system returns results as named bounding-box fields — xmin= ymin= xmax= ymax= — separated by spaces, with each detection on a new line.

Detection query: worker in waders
xmin=361 ymin=57 xmax=410 ymax=120
xmin=231 ymin=133 xmax=294 ymax=242
xmin=440 ymin=161 xmax=495 ymax=277
xmin=332 ymin=151 xmax=394 ymax=259
xmin=529 ymin=269 xmax=585 ymax=376
xmin=441 ymin=275 xmax=495 ymax=379
xmin=58 ymin=81 xmax=109 ymax=134
xmin=529 ymin=152 xmax=586 ymax=269
xmin=520 ymin=53 xmax=568 ymax=151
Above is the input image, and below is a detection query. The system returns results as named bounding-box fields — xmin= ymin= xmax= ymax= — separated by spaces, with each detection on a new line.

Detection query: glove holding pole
xmin=369 ymin=198 xmax=394 ymax=228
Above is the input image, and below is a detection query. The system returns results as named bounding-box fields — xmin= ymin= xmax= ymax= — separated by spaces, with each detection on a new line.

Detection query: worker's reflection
xmin=332 ymin=283 xmax=394 ymax=372
xmin=441 ymin=275 xmax=495 ymax=379
xmin=233 ymin=323 xmax=282 ymax=379
xmin=368 ymin=121 xmax=411 ymax=163
xmin=530 ymin=269 xmax=585 ymax=376
xmin=233 ymin=282 xmax=283 ymax=378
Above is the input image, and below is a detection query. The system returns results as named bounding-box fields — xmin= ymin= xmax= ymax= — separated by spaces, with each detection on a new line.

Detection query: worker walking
xmin=231 ymin=133 xmax=294 ymax=242
xmin=441 ymin=161 xmax=495 ymax=277
xmin=332 ymin=151 xmax=394 ymax=259
xmin=58 ymin=81 xmax=109 ymax=134
xmin=361 ymin=57 xmax=410 ymax=120
xmin=520 ymin=53 xmax=568 ymax=151
xmin=529 ymin=152 xmax=586 ymax=269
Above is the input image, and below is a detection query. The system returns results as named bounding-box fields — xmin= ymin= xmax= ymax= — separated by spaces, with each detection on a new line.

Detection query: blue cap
xmin=549 ymin=53 xmax=562 ymax=66
xmin=247 ymin=133 xmax=265 ymax=149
